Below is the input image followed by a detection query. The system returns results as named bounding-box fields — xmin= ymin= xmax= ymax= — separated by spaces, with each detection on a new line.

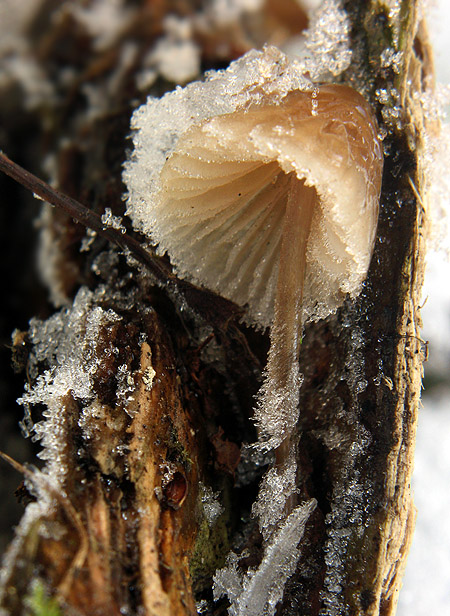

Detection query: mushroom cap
xmin=137 ymin=84 xmax=383 ymax=329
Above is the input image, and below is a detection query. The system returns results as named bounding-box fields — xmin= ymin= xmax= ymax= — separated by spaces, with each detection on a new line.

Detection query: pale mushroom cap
xmin=144 ymin=84 xmax=383 ymax=328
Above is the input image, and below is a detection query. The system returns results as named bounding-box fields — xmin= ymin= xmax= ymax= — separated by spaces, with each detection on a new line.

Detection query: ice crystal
xmin=380 ymin=48 xmax=403 ymax=74
xmin=124 ymin=46 xmax=312 ymax=240
xmin=80 ymin=228 xmax=98 ymax=253
xmin=0 ymin=0 xmax=42 ymax=54
xmin=115 ymin=363 xmax=137 ymax=413
xmin=254 ymin=362 xmax=303 ymax=451
xmin=302 ymin=0 xmax=352 ymax=79
xmin=320 ymin=476 xmax=373 ymax=615
xmin=251 ymin=449 xmax=299 ymax=541
xmin=122 ymin=5 xmax=374 ymax=611
xmin=200 ymin=483 xmax=224 ymax=527
xmin=37 ymin=204 xmax=72 ymax=308
xmin=0 ymin=1 xmax=53 ymax=110
xmin=213 ymin=499 xmax=317 ymax=616
xmin=345 ymin=326 xmax=368 ymax=396
xmin=0 ymin=54 xmax=54 ymax=111
xmin=17 ymin=287 xmax=122 ymax=479
xmin=142 ymin=365 xmax=156 ymax=392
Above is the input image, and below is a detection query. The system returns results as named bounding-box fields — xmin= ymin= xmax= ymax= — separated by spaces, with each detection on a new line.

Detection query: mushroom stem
xmin=260 ymin=175 xmax=315 ymax=466
xmin=271 ymin=175 xmax=315 ymax=386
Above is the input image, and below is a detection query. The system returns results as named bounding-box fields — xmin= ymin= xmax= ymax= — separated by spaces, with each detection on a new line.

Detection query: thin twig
xmin=0 ymin=450 xmax=89 ymax=596
xmin=0 ymin=151 xmax=243 ymax=330
xmin=0 ymin=151 xmax=172 ymax=283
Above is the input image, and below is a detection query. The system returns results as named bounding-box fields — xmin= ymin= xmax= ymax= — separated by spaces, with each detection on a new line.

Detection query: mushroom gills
xmin=152 ymin=85 xmax=382 ymax=455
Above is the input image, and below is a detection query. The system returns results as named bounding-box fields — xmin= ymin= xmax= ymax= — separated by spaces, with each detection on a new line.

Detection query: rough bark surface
xmin=0 ymin=1 xmax=432 ymax=615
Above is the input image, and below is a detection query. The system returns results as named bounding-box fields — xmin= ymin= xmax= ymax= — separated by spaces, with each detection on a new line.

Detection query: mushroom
xmin=131 ymin=83 xmax=383 ymax=457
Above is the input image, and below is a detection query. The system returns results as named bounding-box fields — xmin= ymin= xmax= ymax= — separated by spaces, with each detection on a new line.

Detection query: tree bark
xmin=0 ymin=1 xmax=432 ymax=615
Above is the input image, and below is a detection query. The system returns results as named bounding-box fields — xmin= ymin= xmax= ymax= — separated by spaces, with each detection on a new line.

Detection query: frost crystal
xmin=17 ymin=287 xmax=122 ymax=480
xmin=345 ymin=325 xmax=368 ymax=396
xmin=200 ymin=483 xmax=224 ymax=527
xmin=206 ymin=0 xmax=264 ymax=25
xmin=122 ymin=6 xmax=374 ymax=611
xmin=213 ymin=499 xmax=317 ymax=616
xmin=251 ymin=449 xmax=299 ymax=541
xmin=124 ymin=46 xmax=312 ymax=239
xmin=302 ymin=0 xmax=352 ymax=79
xmin=101 ymin=208 xmax=127 ymax=233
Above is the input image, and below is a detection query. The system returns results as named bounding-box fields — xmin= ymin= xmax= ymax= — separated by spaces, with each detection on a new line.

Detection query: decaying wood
xmin=0 ymin=1 xmax=433 ymax=615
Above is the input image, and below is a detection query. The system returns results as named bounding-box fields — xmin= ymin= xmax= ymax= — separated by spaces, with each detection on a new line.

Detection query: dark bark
xmin=0 ymin=1 xmax=430 ymax=615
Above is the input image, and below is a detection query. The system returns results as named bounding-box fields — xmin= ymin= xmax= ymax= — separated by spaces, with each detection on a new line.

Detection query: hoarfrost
xmin=0 ymin=500 xmax=53 ymax=607
xmin=82 ymin=41 xmax=139 ymax=121
xmin=319 ymin=424 xmax=373 ymax=616
xmin=17 ymin=287 xmax=122 ymax=479
xmin=0 ymin=0 xmax=43 ymax=54
xmin=213 ymin=499 xmax=317 ymax=616
xmin=0 ymin=0 xmax=54 ymax=110
xmin=254 ymin=363 xmax=303 ymax=451
xmin=235 ymin=443 xmax=274 ymax=488
xmin=0 ymin=54 xmax=54 ymax=111
xmin=115 ymin=363 xmax=137 ymax=412
xmin=345 ymin=326 xmax=368 ymax=396
xmin=142 ymin=365 xmax=156 ymax=392
xmin=124 ymin=46 xmax=312 ymax=239
xmin=302 ymin=0 xmax=352 ymax=79
xmin=200 ymin=483 xmax=224 ymax=527
xmin=80 ymin=228 xmax=98 ymax=253
xmin=123 ymin=7 xmax=363 ymax=610
xmin=251 ymin=449 xmax=299 ymax=541
xmin=37 ymin=203 xmax=73 ymax=308
xmin=376 ymin=85 xmax=403 ymax=130
xmin=125 ymin=3 xmax=354 ymax=234
xmin=380 ymin=48 xmax=403 ymax=74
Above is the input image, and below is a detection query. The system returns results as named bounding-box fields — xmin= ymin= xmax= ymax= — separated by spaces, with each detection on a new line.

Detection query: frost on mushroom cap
xmin=124 ymin=47 xmax=383 ymax=329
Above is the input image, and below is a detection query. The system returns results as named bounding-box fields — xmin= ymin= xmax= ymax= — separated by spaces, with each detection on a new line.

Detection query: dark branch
xmin=0 ymin=151 xmax=172 ymax=282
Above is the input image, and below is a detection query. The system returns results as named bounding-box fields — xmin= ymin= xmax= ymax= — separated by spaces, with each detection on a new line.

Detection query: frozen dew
xmin=251 ymin=448 xmax=299 ymax=541
xmin=380 ymin=47 xmax=403 ymax=74
xmin=35 ymin=174 xmax=72 ymax=305
xmin=302 ymin=0 xmax=352 ymax=79
xmin=80 ymin=228 xmax=98 ymax=253
xmin=0 ymin=0 xmax=55 ymax=112
xmin=115 ymin=363 xmax=137 ymax=415
xmin=213 ymin=499 xmax=317 ymax=616
xmin=206 ymin=0 xmax=264 ymax=26
xmin=142 ymin=365 xmax=156 ymax=392
xmin=123 ymin=8 xmax=381 ymax=612
xmin=101 ymin=207 xmax=127 ymax=234
xmin=200 ymin=483 xmax=225 ymax=527
xmin=345 ymin=326 xmax=368 ymax=397
xmin=17 ymin=287 xmax=122 ymax=481
xmin=124 ymin=46 xmax=312 ymax=241
xmin=376 ymin=85 xmax=403 ymax=130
